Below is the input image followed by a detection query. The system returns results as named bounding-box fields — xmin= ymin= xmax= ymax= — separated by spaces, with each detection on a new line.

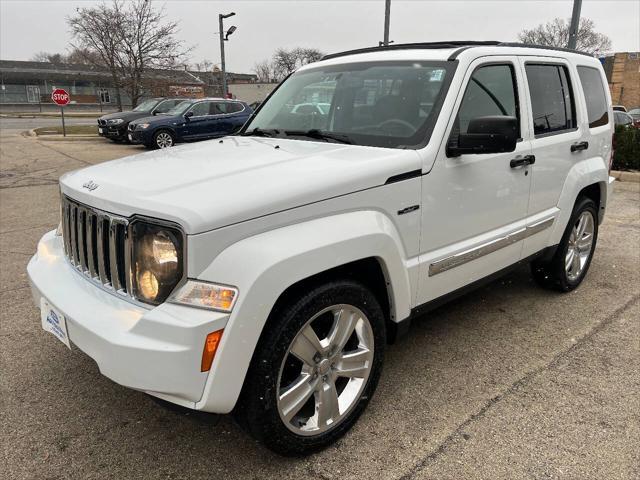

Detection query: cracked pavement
xmin=1 ymin=122 xmax=638 ymax=479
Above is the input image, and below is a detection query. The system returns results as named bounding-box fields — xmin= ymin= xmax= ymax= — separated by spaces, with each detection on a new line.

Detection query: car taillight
xmin=609 ymin=132 xmax=616 ymax=173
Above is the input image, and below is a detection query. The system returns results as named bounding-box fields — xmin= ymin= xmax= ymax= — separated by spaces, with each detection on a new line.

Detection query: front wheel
xmin=235 ymin=280 xmax=386 ymax=455
xmin=531 ymin=196 xmax=598 ymax=291
xmin=151 ymin=129 xmax=175 ymax=149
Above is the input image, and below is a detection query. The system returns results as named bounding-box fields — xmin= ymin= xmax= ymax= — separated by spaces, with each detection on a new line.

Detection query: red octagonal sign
xmin=51 ymin=88 xmax=70 ymax=106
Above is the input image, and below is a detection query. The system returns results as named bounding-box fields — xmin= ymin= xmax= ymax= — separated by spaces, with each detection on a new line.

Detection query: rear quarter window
xmin=577 ymin=66 xmax=609 ymax=128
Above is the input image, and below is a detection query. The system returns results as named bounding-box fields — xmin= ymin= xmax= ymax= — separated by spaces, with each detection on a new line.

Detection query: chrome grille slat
xmin=86 ymin=212 xmax=96 ymax=278
xmin=96 ymin=215 xmax=108 ymax=285
xmin=109 ymin=221 xmax=121 ymax=291
xmin=61 ymin=196 xmax=129 ymax=296
xmin=69 ymin=205 xmax=78 ymax=265
xmin=77 ymin=208 xmax=87 ymax=272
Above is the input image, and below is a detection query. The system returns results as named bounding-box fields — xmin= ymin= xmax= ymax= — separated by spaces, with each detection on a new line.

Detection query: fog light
xmin=137 ymin=269 xmax=159 ymax=301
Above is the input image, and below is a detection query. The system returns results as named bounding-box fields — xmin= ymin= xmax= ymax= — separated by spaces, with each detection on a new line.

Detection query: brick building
xmin=602 ymin=52 xmax=640 ymax=110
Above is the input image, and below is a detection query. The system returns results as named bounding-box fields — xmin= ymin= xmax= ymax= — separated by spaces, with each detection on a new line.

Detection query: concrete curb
xmin=36 ymin=135 xmax=102 ymax=142
xmin=610 ymin=170 xmax=640 ymax=183
xmin=27 ymin=129 xmax=101 ymax=142
xmin=1 ymin=112 xmax=104 ymax=119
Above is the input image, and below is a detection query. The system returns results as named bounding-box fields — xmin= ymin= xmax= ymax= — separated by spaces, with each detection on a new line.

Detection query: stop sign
xmin=51 ymin=88 xmax=70 ymax=106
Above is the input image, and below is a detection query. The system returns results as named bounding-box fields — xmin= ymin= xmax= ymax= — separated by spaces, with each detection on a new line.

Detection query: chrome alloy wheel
xmin=565 ymin=210 xmax=595 ymax=282
xmin=276 ymin=304 xmax=374 ymax=436
xmin=155 ymin=132 xmax=174 ymax=148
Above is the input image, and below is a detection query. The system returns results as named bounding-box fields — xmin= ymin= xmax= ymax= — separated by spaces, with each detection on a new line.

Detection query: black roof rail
xmin=321 ymin=41 xmax=502 ymax=61
xmin=321 ymin=40 xmax=593 ymax=62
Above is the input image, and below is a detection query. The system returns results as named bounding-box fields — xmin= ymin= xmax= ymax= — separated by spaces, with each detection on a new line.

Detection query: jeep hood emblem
xmin=82 ymin=180 xmax=99 ymax=191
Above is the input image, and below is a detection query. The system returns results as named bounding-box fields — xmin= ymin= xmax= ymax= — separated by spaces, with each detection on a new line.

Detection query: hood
xmin=60 ymin=137 xmax=420 ymax=234
xmin=99 ymin=110 xmax=153 ymax=122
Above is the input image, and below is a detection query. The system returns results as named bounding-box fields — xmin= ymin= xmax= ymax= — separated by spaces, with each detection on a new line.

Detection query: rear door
xmin=518 ymin=57 xmax=586 ymax=257
xmin=416 ymin=57 xmax=533 ymax=305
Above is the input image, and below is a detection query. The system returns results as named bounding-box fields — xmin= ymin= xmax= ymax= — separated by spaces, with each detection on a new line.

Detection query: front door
xmin=182 ymin=100 xmax=214 ymax=139
xmin=416 ymin=57 xmax=533 ymax=305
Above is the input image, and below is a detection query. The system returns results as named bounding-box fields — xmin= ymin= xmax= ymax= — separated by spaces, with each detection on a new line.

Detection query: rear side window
xmin=577 ymin=66 xmax=609 ymax=128
xmin=225 ymin=102 xmax=244 ymax=113
xmin=525 ymin=64 xmax=576 ymax=136
xmin=456 ymin=64 xmax=519 ymax=135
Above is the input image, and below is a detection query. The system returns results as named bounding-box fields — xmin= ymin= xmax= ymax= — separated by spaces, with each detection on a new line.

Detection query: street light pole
xmin=383 ymin=0 xmax=391 ymax=46
xmin=567 ymin=0 xmax=582 ymax=50
xmin=218 ymin=12 xmax=236 ymax=98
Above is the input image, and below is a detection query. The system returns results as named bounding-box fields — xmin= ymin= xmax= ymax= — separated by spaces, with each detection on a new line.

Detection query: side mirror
xmin=447 ymin=116 xmax=518 ymax=157
xmin=184 ymin=111 xmax=194 ymax=120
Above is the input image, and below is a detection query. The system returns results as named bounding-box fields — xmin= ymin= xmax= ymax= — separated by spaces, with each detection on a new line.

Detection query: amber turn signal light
xmin=201 ymin=330 xmax=223 ymax=372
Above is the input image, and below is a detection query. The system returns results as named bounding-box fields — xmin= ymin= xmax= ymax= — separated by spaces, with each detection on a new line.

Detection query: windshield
xmin=243 ymin=61 xmax=455 ymax=148
xmin=166 ymin=100 xmax=194 ymax=116
xmin=133 ymin=99 xmax=160 ymax=112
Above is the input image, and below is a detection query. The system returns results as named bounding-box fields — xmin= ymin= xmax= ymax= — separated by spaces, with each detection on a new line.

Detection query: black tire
xmin=151 ymin=129 xmax=175 ymax=149
xmin=234 ymin=280 xmax=386 ymax=456
xmin=531 ymin=196 xmax=598 ymax=292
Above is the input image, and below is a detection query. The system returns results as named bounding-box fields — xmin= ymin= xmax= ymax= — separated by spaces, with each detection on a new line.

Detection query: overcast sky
xmin=1 ymin=0 xmax=638 ymax=73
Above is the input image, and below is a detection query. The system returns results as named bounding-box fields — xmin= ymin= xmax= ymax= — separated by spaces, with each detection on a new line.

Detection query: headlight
xmin=107 ymin=118 xmax=124 ymax=125
xmin=130 ymin=221 xmax=184 ymax=306
xmin=138 ymin=123 xmax=150 ymax=129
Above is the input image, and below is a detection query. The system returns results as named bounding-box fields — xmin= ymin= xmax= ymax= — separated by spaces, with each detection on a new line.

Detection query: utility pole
xmin=567 ymin=0 xmax=582 ymax=50
xmin=218 ymin=12 xmax=236 ymax=98
xmin=382 ymin=0 xmax=391 ymax=46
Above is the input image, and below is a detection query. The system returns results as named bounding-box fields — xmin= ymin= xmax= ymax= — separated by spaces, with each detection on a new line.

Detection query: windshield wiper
xmin=284 ymin=129 xmax=353 ymax=144
xmin=243 ymin=127 xmax=281 ymax=137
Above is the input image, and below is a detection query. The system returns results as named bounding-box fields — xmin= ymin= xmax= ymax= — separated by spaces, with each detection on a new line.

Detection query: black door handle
xmin=510 ymin=154 xmax=536 ymax=168
xmin=571 ymin=141 xmax=589 ymax=152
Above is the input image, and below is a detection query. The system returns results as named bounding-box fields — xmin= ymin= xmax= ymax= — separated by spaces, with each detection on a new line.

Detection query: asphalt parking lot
xmin=1 ymin=122 xmax=638 ymax=479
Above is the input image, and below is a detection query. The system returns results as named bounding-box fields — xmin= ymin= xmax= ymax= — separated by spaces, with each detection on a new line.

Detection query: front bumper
xmin=127 ymin=128 xmax=149 ymax=144
xmin=28 ymin=230 xmax=229 ymax=410
xmin=98 ymin=124 xmax=127 ymax=139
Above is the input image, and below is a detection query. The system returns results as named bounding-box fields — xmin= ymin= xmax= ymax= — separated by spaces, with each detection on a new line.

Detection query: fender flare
xmin=549 ymin=156 xmax=608 ymax=245
xmin=194 ymin=210 xmax=412 ymax=413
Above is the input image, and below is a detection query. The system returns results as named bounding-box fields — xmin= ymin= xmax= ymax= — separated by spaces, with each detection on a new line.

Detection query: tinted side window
xmin=456 ymin=64 xmax=519 ymax=135
xmin=225 ymin=102 xmax=244 ymax=113
xmin=577 ymin=66 xmax=609 ymax=128
xmin=189 ymin=102 xmax=211 ymax=117
xmin=525 ymin=64 xmax=576 ymax=136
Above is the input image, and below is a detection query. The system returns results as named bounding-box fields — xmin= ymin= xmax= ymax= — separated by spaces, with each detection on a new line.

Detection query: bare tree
xmin=518 ymin=17 xmax=612 ymax=56
xmin=68 ymin=0 xmax=191 ymax=109
xmin=68 ymin=1 xmax=126 ymax=109
xmin=272 ymin=48 xmax=299 ymax=80
xmin=193 ymin=59 xmax=214 ymax=72
xmin=253 ymin=59 xmax=273 ymax=82
xmin=270 ymin=47 xmax=325 ymax=80
xmin=294 ymin=47 xmax=324 ymax=65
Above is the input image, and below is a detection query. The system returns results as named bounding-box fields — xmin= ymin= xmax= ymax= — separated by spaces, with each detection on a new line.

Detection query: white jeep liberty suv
xmin=28 ymin=41 xmax=615 ymax=455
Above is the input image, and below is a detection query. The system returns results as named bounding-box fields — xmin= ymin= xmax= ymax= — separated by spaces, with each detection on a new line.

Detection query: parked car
xmin=97 ymin=98 xmax=186 ymax=142
xmin=612 ymin=105 xmax=627 ymax=112
xmin=627 ymin=107 xmax=640 ymax=123
xmin=128 ymin=98 xmax=252 ymax=148
xmin=29 ymin=41 xmax=614 ymax=455
xmin=614 ymin=110 xmax=637 ymax=128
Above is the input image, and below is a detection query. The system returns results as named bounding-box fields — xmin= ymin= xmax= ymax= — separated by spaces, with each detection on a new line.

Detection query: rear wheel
xmin=531 ymin=196 xmax=598 ymax=292
xmin=235 ymin=280 xmax=386 ymax=455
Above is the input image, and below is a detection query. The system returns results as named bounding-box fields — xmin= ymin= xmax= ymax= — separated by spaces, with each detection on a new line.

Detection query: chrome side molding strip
xmin=428 ymin=217 xmax=555 ymax=276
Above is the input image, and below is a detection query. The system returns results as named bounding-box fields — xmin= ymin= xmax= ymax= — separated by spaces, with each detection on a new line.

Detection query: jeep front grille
xmin=61 ymin=196 xmax=131 ymax=295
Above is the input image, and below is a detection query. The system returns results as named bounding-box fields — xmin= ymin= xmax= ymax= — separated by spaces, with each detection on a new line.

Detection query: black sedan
xmin=127 ymin=98 xmax=253 ymax=149
xmin=97 ymin=98 xmax=186 ymax=142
